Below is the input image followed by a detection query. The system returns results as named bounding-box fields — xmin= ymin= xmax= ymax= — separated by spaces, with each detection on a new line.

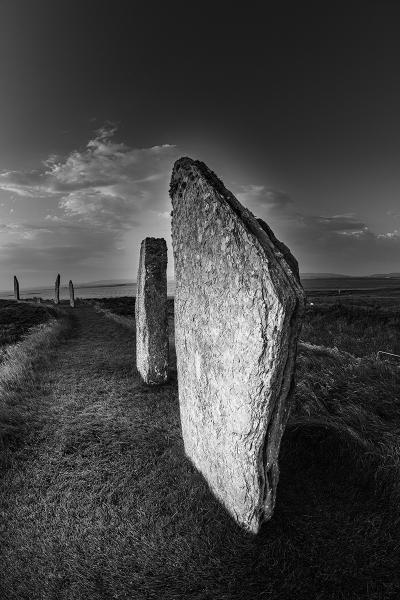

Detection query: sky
xmin=0 ymin=1 xmax=400 ymax=289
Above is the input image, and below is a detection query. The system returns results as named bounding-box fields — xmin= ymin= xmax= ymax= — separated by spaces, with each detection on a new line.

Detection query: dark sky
xmin=0 ymin=1 xmax=400 ymax=287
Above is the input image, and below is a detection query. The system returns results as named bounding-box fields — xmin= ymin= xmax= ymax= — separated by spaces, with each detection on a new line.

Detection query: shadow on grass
xmin=49 ymin=359 xmax=400 ymax=596
xmin=123 ymin=418 xmax=399 ymax=599
xmin=55 ymin=385 xmax=397 ymax=599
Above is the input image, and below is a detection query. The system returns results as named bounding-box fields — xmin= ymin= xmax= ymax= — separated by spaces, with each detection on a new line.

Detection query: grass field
xmin=0 ymin=299 xmax=59 ymax=347
xmin=0 ymin=292 xmax=399 ymax=599
xmin=91 ymin=295 xmax=174 ymax=318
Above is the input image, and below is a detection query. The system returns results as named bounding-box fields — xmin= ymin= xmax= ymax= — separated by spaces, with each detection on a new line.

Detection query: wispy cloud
xmin=0 ymin=125 xmax=178 ymax=229
xmin=236 ymin=185 xmax=293 ymax=214
xmin=1 ymin=134 xmax=399 ymax=279
xmin=234 ymin=181 xmax=400 ymax=273
xmin=0 ymin=126 xmax=179 ymax=282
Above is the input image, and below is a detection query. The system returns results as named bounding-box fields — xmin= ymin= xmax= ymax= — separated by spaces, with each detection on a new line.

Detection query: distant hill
xmin=77 ymin=279 xmax=134 ymax=287
xmin=78 ymin=274 xmax=400 ymax=287
xmin=77 ymin=278 xmax=176 ymax=287
xmin=301 ymin=273 xmax=400 ymax=279
xmin=368 ymin=273 xmax=400 ymax=278
xmin=300 ymin=273 xmax=352 ymax=279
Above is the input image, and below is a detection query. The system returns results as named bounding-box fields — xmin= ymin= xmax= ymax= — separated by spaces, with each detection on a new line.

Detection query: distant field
xmin=93 ymin=287 xmax=400 ymax=358
xmin=90 ymin=296 xmax=174 ymax=318
xmin=302 ymin=276 xmax=400 ymax=292
xmin=0 ymin=299 xmax=58 ymax=347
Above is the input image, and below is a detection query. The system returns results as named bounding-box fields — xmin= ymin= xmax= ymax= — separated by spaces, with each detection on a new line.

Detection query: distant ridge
xmin=76 ymin=279 xmax=134 ymax=287
xmin=301 ymin=273 xmax=400 ymax=279
xmin=368 ymin=273 xmax=400 ymax=278
xmin=80 ymin=275 xmax=400 ymax=286
xmin=300 ymin=273 xmax=352 ymax=279
xmin=76 ymin=278 xmax=176 ymax=287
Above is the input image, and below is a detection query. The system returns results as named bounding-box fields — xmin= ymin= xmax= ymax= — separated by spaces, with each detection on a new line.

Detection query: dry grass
xmin=0 ymin=299 xmax=399 ymax=599
xmin=301 ymin=299 xmax=400 ymax=356
xmin=93 ymin=302 xmax=135 ymax=330
xmin=0 ymin=299 xmax=58 ymax=347
xmin=0 ymin=311 xmax=73 ymax=457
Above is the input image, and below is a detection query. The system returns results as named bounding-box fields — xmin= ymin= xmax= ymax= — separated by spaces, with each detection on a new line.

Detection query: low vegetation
xmin=0 ymin=293 xmax=399 ymax=598
xmin=302 ymin=295 xmax=400 ymax=356
xmin=0 ymin=308 xmax=73 ymax=456
xmin=0 ymin=299 xmax=58 ymax=347
xmin=90 ymin=295 xmax=174 ymax=319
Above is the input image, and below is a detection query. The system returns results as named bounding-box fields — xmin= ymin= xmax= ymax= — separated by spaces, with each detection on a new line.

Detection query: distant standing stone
xmin=135 ymin=238 xmax=169 ymax=385
xmin=170 ymin=157 xmax=305 ymax=533
xmin=13 ymin=276 xmax=20 ymax=301
xmin=69 ymin=280 xmax=75 ymax=308
xmin=54 ymin=274 xmax=60 ymax=305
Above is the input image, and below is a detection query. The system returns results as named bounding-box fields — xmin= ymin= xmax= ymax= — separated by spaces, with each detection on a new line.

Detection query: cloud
xmin=237 ymin=181 xmax=400 ymax=273
xmin=386 ymin=210 xmax=400 ymax=219
xmin=236 ymin=184 xmax=293 ymax=214
xmin=2 ymin=130 xmax=399 ymax=278
xmin=0 ymin=127 xmax=179 ymax=281
xmin=0 ymin=241 xmax=111 ymax=271
xmin=0 ymin=125 xmax=178 ymax=230
xmin=299 ymin=214 xmax=368 ymax=235
xmin=0 ymin=222 xmax=53 ymax=240
xmin=0 ymin=170 xmax=49 ymax=197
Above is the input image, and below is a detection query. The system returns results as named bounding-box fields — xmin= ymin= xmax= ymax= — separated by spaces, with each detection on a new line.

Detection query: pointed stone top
xmin=170 ymin=156 xmax=301 ymax=290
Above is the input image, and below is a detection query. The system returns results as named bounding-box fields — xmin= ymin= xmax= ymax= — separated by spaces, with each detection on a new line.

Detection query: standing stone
xmin=13 ymin=276 xmax=20 ymax=301
xmin=54 ymin=274 xmax=60 ymax=305
xmin=170 ymin=157 xmax=305 ymax=533
xmin=69 ymin=280 xmax=75 ymax=308
xmin=135 ymin=238 xmax=169 ymax=385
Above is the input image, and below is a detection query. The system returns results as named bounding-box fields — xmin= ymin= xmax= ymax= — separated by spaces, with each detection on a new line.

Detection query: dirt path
xmin=0 ymin=305 xmax=180 ymax=600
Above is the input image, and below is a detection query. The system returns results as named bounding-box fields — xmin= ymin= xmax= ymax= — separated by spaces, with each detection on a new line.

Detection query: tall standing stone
xmin=69 ymin=280 xmax=75 ymax=308
xmin=135 ymin=238 xmax=169 ymax=385
xmin=170 ymin=157 xmax=305 ymax=533
xmin=54 ymin=273 xmax=60 ymax=305
xmin=13 ymin=276 xmax=20 ymax=301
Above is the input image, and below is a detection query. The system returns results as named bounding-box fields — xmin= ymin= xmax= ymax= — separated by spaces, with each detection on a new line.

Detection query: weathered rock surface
xmin=135 ymin=238 xmax=169 ymax=385
xmin=54 ymin=274 xmax=60 ymax=305
xmin=13 ymin=276 xmax=20 ymax=301
xmin=170 ymin=157 xmax=305 ymax=533
xmin=69 ymin=280 xmax=75 ymax=308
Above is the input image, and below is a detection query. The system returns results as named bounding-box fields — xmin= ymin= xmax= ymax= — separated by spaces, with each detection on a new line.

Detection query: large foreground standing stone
xmin=170 ymin=157 xmax=305 ymax=533
xmin=13 ymin=276 xmax=20 ymax=301
xmin=135 ymin=238 xmax=169 ymax=385
xmin=54 ymin=274 xmax=60 ymax=305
